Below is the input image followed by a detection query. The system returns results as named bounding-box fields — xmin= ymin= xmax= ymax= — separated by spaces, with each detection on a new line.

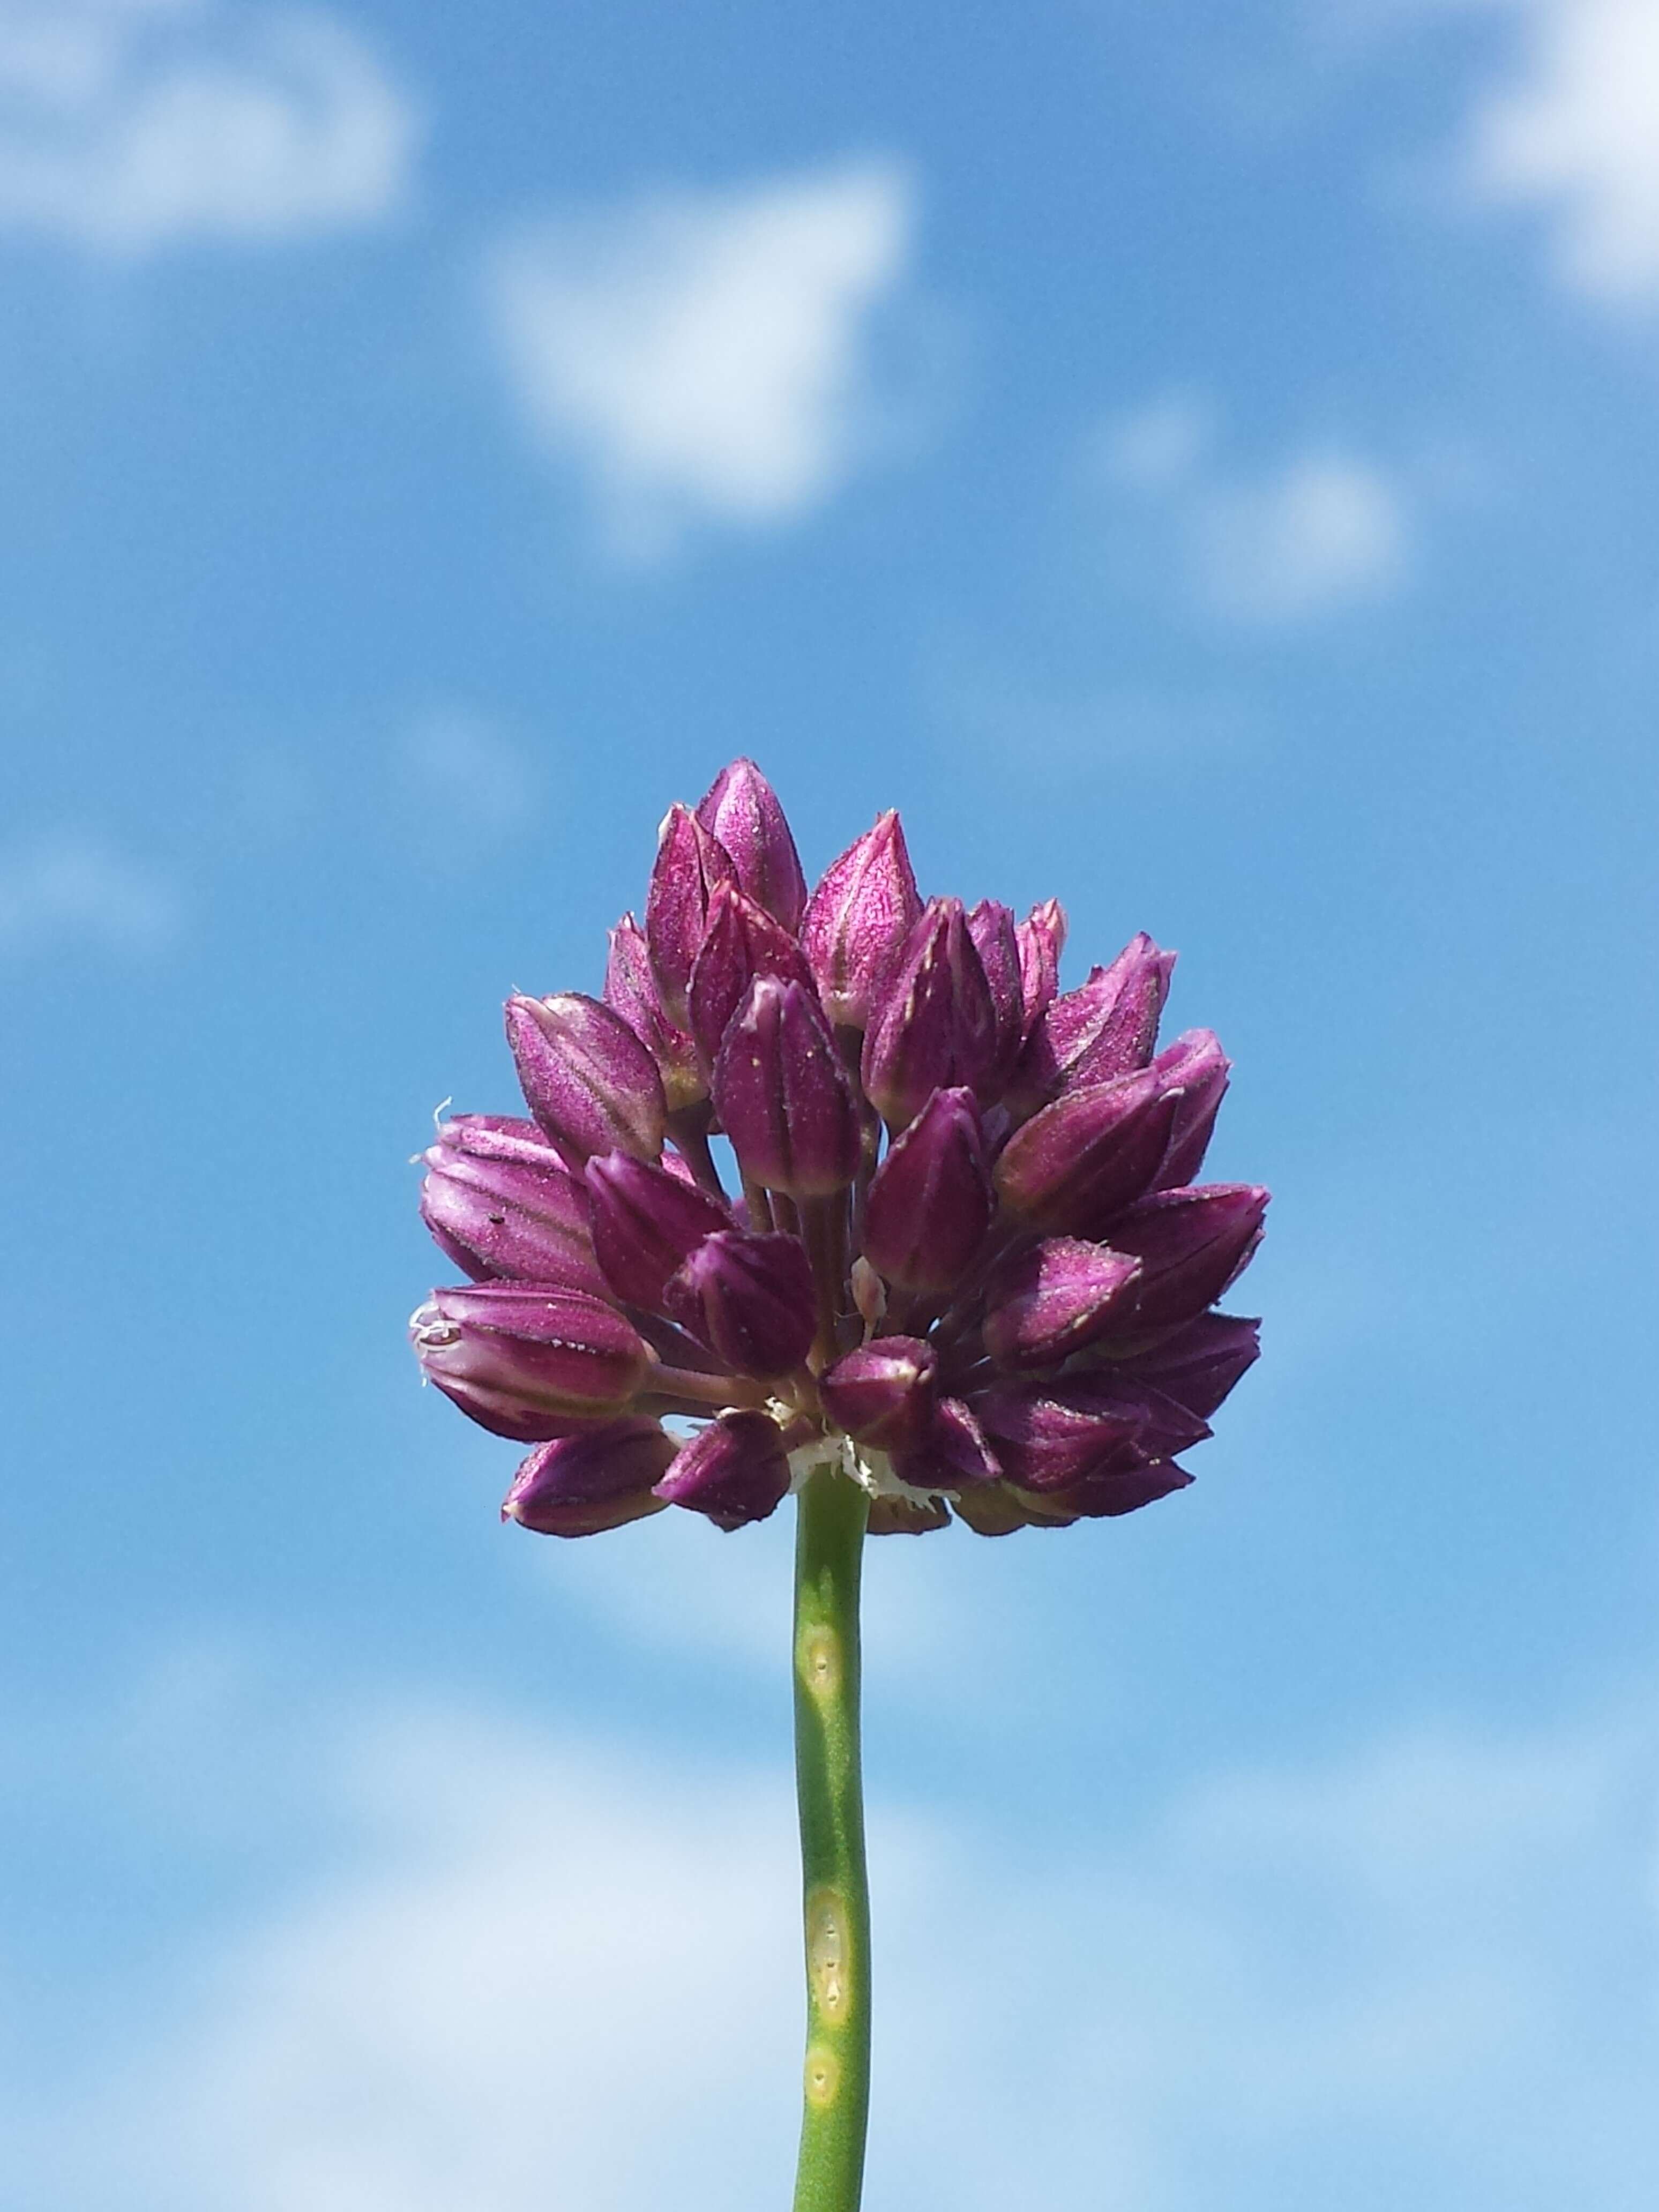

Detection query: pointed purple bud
xmin=1014 ymin=898 xmax=1067 ymax=1043
xmin=891 ymin=1393 xmax=1000 ymax=1491
xmin=861 ymin=1086 xmax=993 ymax=1292
xmin=420 ymin=1114 xmax=606 ymax=1292
xmin=604 ymin=912 xmax=704 ymax=1114
xmin=982 ymin=1237 xmax=1143 ymax=1371
xmin=819 ymin=1336 xmax=938 ymax=1451
xmin=694 ymin=758 xmax=808 ymax=933
xmin=503 ymin=1418 xmax=677 ymax=1537
xmin=1103 ymin=1184 xmax=1269 ymax=1330
xmin=506 ymin=992 xmax=667 ymax=1170
xmin=861 ymin=898 xmax=1000 ymax=1131
xmin=1149 ymin=1028 xmax=1231 ymax=1191
xmin=1044 ymin=1457 xmax=1195 ymax=1520
xmin=966 ymin=899 xmax=1025 ymax=1088
xmin=644 ymin=803 xmax=737 ymax=1027
xmin=971 ymin=1375 xmax=1208 ymax=1491
xmin=410 ymin=1283 xmax=649 ymax=1440
xmin=994 ymin=1066 xmax=1183 ymax=1235
xmin=712 ymin=976 xmax=861 ymax=1197
xmin=583 ymin=1150 xmax=733 ymax=1311
xmin=799 ymin=810 xmax=923 ymax=1028
xmin=1108 ymin=1312 xmax=1261 ymax=1418
xmin=664 ymin=1229 xmax=817 ymax=1378
xmin=654 ymin=1408 xmax=793 ymax=1530
xmin=687 ymin=881 xmax=818 ymax=1072
xmin=1008 ymin=933 xmax=1176 ymax=1119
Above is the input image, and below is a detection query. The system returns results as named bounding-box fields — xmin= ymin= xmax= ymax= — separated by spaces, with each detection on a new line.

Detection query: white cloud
xmin=1192 ymin=447 xmax=1411 ymax=619
xmin=0 ymin=828 xmax=180 ymax=955
xmin=0 ymin=0 xmax=420 ymax=253
xmin=485 ymin=160 xmax=916 ymax=552
xmin=1461 ymin=0 xmax=1659 ymax=302
xmin=13 ymin=1682 xmax=1659 ymax=2210
xmin=1096 ymin=392 xmax=1414 ymax=625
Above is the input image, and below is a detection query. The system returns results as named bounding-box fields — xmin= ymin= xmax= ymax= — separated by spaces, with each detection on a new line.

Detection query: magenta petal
xmin=645 ymin=803 xmax=737 ymax=1027
xmin=694 ymin=758 xmax=809 ymax=933
xmin=654 ymin=1409 xmax=793 ymax=1529
xmin=412 ymin=1284 xmax=649 ymax=1434
xmin=799 ymin=810 xmax=923 ymax=1029
xmin=506 ymin=992 xmax=667 ymax=1169
xmin=420 ymin=1114 xmax=606 ymax=1291
xmin=1104 ymin=1184 xmax=1269 ymax=1329
xmin=584 ymin=1150 xmax=733 ymax=1310
xmin=687 ymin=882 xmax=818 ymax=1073
xmin=861 ymin=1086 xmax=992 ymax=1292
xmin=665 ymin=1229 xmax=817 ymax=1378
xmin=982 ymin=1237 xmax=1142 ymax=1370
xmin=861 ymin=898 xmax=1001 ymax=1130
xmin=819 ymin=1337 xmax=938 ymax=1451
xmin=503 ymin=1419 xmax=678 ymax=1536
xmin=712 ymin=975 xmax=861 ymax=1197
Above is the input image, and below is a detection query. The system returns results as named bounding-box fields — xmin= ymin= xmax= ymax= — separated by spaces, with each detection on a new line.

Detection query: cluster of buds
xmin=411 ymin=761 xmax=1266 ymax=1537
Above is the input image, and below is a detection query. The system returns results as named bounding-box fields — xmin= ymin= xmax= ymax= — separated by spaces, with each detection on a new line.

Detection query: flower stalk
xmin=791 ymin=1459 xmax=872 ymax=2212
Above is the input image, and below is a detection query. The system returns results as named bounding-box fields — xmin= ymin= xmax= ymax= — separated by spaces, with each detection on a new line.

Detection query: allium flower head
xmin=412 ymin=762 xmax=1267 ymax=1535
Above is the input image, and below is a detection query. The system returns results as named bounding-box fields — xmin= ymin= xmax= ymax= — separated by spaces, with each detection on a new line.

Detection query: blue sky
xmin=3 ymin=2 xmax=1658 ymax=2206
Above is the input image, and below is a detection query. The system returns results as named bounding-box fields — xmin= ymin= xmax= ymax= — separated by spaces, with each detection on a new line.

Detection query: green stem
xmin=791 ymin=1461 xmax=872 ymax=2212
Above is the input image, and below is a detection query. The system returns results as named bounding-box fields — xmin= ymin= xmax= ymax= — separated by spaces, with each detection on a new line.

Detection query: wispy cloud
xmin=484 ymin=160 xmax=917 ymax=555
xmin=0 ymin=0 xmax=420 ymax=253
xmin=12 ymin=1677 xmax=1658 ymax=2210
xmin=1094 ymin=392 xmax=1414 ymax=624
xmin=394 ymin=709 xmax=542 ymax=868
xmin=0 ymin=829 xmax=180 ymax=957
xmin=1460 ymin=0 xmax=1659 ymax=304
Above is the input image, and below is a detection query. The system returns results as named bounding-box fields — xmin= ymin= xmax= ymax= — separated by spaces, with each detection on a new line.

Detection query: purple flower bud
xmin=420 ymin=1114 xmax=606 ymax=1292
xmin=891 ymin=1393 xmax=1000 ymax=1492
xmin=861 ymin=898 xmax=1000 ymax=1131
xmin=1108 ymin=1312 xmax=1260 ymax=1419
xmin=604 ymin=913 xmax=704 ymax=1114
xmin=694 ymin=758 xmax=808 ymax=933
xmin=861 ymin=1086 xmax=993 ymax=1292
xmin=503 ymin=1418 xmax=678 ymax=1537
xmin=583 ymin=1150 xmax=733 ymax=1311
xmin=799 ymin=811 xmax=923 ymax=1028
xmin=982 ymin=1237 xmax=1143 ymax=1371
xmin=1149 ymin=1029 xmax=1230 ymax=1191
xmin=411 ymin=1283 xmax=650 ymax=1440
xmin=506 ymin=992 xmax=667 ymax=1170
xmin=687 ymin=881 xmax=818 ymax=1072
xmin=819 ymin=1336 xmax=938 ymax=1451
xmin=663 ymin=1229 xmax=817 ymax=1378
xmin=1014 ymin=898 xmax=1066 ymax=1044
xmin=993 ymin=1066 xmax=1183 ymax=1235
xmin=971 ymin=1374 xmax=1208 ymax=1491
xmin=1008 ymin=932 xmax=1176 ymax=1118
xmin=1103 ymin=1184 xmax=1269 ymax=1331
xmin=949 ymin=1481 xmax=1070 ymax=1536
xmin=712 ymin=976 xmax=861 ymax=1197
xmin=645 ymin=803 xmax=737 ymax=1027
xmin=966 ymin=900 xmax=1025 ymax=1088
xmin=1043 ymin=1457 xmax=1194 ymax=1521
xmin=654 ymin=1409 xmax=793 ymax=1530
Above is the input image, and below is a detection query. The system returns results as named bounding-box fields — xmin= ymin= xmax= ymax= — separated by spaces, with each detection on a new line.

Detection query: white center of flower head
xmin=783 ymin=1428 xmax=952 ymax=1507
